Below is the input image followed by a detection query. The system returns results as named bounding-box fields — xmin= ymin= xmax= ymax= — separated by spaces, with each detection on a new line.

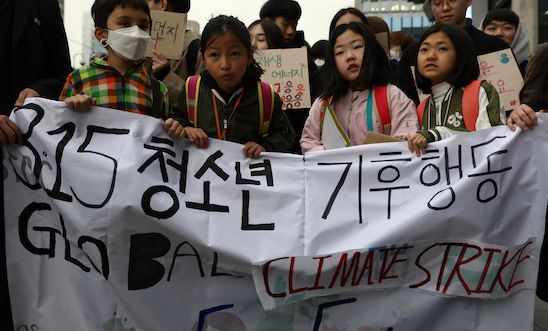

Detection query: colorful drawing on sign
xmin=145 ymin=10 xmax=187 ymax=60
xmin=255 ymin=48 xmax=311 ymax=110
xmin=477 ymin=48 xmax=523 ymax=110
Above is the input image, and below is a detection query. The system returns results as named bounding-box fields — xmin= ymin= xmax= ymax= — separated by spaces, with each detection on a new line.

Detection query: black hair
xmin=482 ymin=9 xmax=519 ymax=29
xmin=92 ymin=0 xmax=151 ymax=28
xmin=201 ymin=15 xmax=263 ymax=83
xmin=311 ymin=40 xmax=328 ymax=59
xmin=329 ymin=8 xmax=369 ymax=35
xmin=321 ymin=22 xmax=390 ymax=101
xmin=259 ymin=0 xmax=302 ymax=21
xmin=248 ymin=19 xmax=284 ymax=49
xmin=415 ymin=24 xmax=479 ymax=94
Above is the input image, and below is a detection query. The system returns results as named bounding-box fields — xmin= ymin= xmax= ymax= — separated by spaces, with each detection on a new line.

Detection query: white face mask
xmin=390 ymin=50 xmax=401 ymax=61
xmin=104 ymin=25 xmax=151 ymax=61
xmin=314 ymin=58 xmax=325 ymax=67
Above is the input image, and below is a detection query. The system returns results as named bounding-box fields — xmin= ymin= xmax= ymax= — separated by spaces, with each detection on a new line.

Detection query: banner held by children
xmin=3 ymin=99 xmax=548 ymax=330
xmin=255 ymin=47 xmax=311 ymax=110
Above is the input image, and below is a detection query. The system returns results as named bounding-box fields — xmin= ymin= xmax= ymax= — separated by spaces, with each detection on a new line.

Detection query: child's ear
xmin=95 ymin=27 xmax=108 ymax=44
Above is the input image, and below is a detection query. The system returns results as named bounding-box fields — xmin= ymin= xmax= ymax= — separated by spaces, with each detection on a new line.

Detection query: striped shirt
xmin=60 ymin=58 xmax=168 ymax=116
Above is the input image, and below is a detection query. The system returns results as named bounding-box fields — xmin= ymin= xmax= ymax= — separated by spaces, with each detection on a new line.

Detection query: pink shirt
xmin=300 ymin=85 xmax=419 ymax=152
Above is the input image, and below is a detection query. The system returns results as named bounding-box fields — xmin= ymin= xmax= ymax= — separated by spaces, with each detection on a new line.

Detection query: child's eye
xmin=209 ymin=52 xmax=219 ymax=58
xmin=439 ymin=47 xmax=448 ymax=51
xmin=231 ymin=51 xmax=241 ymax=57
xmin=354 ymin=45 xmax=364 ymax=50
xmin=419 ymin=48 xmax=428 ymax=53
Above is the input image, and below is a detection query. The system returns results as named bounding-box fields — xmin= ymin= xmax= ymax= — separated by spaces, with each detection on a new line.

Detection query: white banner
xmin=3 ymin=99 xmax=548 ymax=331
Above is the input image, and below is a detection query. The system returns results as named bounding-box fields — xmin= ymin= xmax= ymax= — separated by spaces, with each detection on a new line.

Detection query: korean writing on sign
xmin=255 ymin=47 xmax=311 ymax=110
xmin=477 ymin=49 xmax=523 ymax=110
xmin=145 ymin=10 xmax=187 ymax=60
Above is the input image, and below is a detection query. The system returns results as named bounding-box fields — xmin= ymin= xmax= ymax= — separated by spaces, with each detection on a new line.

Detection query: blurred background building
xmin=355 ymin=0 xmax=545 ymax=49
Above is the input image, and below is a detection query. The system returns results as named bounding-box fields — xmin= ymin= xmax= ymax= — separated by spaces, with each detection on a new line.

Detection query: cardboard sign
xmin=145 ymin=10 xmax=187 ymax=60
xmin=477 ymin=48 xmax=523 ymax=111
xmin=255 ymin=47 xmax=311 ymax=110
xmin=363 ymin=132 xmax=403 ymax=144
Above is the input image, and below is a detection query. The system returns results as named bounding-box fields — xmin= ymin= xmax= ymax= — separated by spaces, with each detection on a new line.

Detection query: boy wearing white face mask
xmin=60 ymin=0 xmax=185 ymax=139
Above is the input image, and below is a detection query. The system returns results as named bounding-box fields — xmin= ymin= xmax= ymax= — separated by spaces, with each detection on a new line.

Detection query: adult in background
xmin=389 ymin=30 xmax=416 ymax=61
xmin=147 ymin=0 xmax=203 ymax=106
xmin=259 ymin=0 xmax=318 ymax=153
xmin=0 ymin=1 xmax=72 ymax=330
xmin=482 ymin=8 xmax=530 ymax=76
xmin=248 ymin=18 xmax=284 ymax=51
xmin=398 ymin=0 xmax=509 ymax=105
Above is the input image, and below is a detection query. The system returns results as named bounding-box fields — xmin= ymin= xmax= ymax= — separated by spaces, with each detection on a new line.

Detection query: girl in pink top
xmin=300 ymin=22 xmax=418 ymax=152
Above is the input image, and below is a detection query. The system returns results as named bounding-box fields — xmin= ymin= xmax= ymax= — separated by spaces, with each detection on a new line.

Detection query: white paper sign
xmin=321 ymin=103 xmax=350 ymax=150
xmin=3 ymin=99 xmax=548 ymax=330
xmin=477 ymin=48 xmax=524 ymax=111
xmin=255 ymin=47 xmax=311 ymax=110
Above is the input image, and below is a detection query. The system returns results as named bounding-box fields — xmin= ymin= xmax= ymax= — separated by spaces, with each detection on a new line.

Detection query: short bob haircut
xmin=321 ymin=22 xmax=390 ymax=101
xmin=415 ymin=23 xmax=479 ymax=94
xmin=248 ymin=19 xmax=284 ymax=49
xmin=92 ymin=0 xmax=151 ymax=29
xmin=329 ymin=7 xmax=368 ymax=35
xmin=201 ymin=15 xmax=264 ymax=84
xmin=259 ymin=0 xmax=302 ymax=21
xmin=482 ymin=9 xmax=520 ymax=29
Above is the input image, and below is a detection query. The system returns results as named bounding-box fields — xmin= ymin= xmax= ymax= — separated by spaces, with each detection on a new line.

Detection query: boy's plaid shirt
xmin=60 ymin=58 xmax=169 ymax=116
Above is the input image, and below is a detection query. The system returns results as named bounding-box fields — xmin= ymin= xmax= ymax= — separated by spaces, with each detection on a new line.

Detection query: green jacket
xmin=178 ymin=72 xmax=296 ymax=152
xmin=419 ymin=81 xmax=505 ymax=143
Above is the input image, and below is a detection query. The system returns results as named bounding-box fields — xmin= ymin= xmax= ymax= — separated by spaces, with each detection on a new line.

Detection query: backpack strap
xmin=319 ymin=96 xmax=334 ymax=131
xmin=257 ymin=82 xmax=275 ymax=137
xmin=416 ymin=97 xmax=430 ymax=128
xmin=185 ymin=75 xmax=201 ymax=127
xmin=374 ymin=85 xmax=391 ymax=128
xmin=462 ymin=79 xmax=483 ymax=132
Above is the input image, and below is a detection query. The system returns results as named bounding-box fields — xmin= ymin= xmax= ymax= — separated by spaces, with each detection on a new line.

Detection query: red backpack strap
xmin=374 ymin=85 xmax=390 ymax=127
xmin=257 ymin=81 xmax=275 ymax=137
xmin=319 ymin=96 xmax=334 ymax=130
xmin=416 ymin=97 xmax=430 ymax=128
xmin=185 ymin=75 xmax=201 ymax=127
xmin=461 ymin=79 xmax=483 ymax=131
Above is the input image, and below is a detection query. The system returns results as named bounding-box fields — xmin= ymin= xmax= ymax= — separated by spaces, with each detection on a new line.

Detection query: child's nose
xmin=220 ymin=56 xmax=230 ymax=70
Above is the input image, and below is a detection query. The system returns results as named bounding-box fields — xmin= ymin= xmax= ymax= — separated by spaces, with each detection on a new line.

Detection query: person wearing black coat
xmin=0 ymin=1 xmax=72 ymax=330
xmin=0 ymin=0 xmax=72 ymax=115
xmin=398 ymin=0 xmax=508 ymax=105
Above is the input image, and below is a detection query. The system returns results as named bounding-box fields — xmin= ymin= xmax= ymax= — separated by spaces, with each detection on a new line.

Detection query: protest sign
xmin=145 ymin=10 xmax=187 ymax=60
xmin=3 ymin=99 xmax=548 ymax=330
xmin=478 ymin=48 xmax=524 ymax=111
xmin=255 ymin=47 xmax=311 ymax=110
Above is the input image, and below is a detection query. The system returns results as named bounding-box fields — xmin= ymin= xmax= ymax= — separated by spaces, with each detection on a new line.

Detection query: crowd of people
xmin=0 ymin=0 xmax=547 ymax=329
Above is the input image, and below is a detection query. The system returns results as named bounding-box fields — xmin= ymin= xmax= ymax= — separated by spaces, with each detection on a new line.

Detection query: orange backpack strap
xmin=416 ymin=97 xmax=430 ymax=127
xmin=258 ymin=81 xmax=275 ymax=137
xmin=185 ymin=75 xmax=201 ymax=127
xmin=374 ymin=85 xmax=390 ymax=128
xmin=461 ymin=79 xmax=483 ymax=131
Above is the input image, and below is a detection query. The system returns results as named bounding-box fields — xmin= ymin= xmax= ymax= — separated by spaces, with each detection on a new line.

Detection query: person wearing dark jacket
xmin=259 ymin=0 xmax=318 ymax=153
xmin=0 ymin=0 xmax=72 ymax=115
xmin=0 ymin=1 xmax=72 ymax=330
xmin=398 ymin=0 xmax=508 ymax=105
